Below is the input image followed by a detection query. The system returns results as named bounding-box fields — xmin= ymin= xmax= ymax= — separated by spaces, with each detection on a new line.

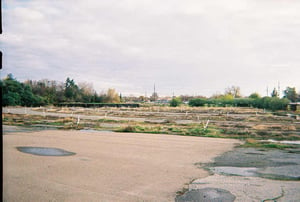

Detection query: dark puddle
xmin=17 ymin=147 xmax=76 ymax=156
xmin=176 ymin=188 xmax=236 ymax=202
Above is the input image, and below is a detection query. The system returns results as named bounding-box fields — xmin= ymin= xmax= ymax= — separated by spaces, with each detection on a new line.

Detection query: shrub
xmin=188 ymin=98 xmax=208 ymax=107
xmin=253 ymin=97 xmax=290 ymax=111
xmin=120 ymin=126 xmax=136 ymax=132
xmin=170 ymin=97 xmax=182 ymax=107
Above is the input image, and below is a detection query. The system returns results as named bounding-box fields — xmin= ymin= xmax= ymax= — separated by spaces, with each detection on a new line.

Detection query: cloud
xmin=1 ymin=0 xmax=300 ymax=96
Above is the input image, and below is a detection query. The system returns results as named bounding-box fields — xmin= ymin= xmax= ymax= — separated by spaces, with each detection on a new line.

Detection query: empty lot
xmin=3 ymin=130 xmax=239 ymax=201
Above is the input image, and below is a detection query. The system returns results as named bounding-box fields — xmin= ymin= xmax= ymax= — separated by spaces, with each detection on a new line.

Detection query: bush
xmin=269 ymin=98 xmax=290 ymax=111
xmin=253 ymin=97 xmax=289 ymax=111
xmin=188 ymin=127 xmax=209 ymax=136
xmin=233 ymin=98 xmax=254 ymax=107
xmin=170 ymin=97 xmax=182 ymax=107
xmin=189 ymin=98 xmax=208 ymax=107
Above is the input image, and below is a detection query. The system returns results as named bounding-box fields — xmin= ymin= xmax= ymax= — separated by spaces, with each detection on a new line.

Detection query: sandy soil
xmin=3 ymin=130 xmax=240 ymax=202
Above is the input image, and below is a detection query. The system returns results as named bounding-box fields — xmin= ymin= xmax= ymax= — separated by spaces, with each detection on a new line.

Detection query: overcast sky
xmin=1 ymin=0 xmax=300 ymax=97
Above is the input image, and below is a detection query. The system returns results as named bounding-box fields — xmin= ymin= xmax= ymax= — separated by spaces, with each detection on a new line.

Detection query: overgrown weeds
xmin=3 ymin=106 xmax=300 ymax=141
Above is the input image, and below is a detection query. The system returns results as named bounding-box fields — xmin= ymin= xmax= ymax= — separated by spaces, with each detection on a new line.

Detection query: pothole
xmin=175 ymin=188 xmax=236 ymax=202
xmin=16 ymin=147 xmax=76 ymax=156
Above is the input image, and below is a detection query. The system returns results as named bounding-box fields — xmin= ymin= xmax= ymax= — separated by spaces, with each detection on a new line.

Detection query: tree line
xmin=1 ymin=74 xmax=299 ymax=111
xmin=187 ymin=86 xmax=299 ymax=111
xmin=1 ymin=74 xmax=120 ymax=107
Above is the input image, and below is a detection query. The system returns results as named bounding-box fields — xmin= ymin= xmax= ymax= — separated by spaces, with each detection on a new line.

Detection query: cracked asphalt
xmin=186 ymin=147 xmax=300 ymax=201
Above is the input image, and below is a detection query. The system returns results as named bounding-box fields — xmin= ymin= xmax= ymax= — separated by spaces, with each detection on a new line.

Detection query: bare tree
xmin=78 ymin=82 xmax=95 ymax=96
xmin=104 ymin=88 xmax=120 ymax=103
xmin=225 ymin=86 xmax=241 ymax=98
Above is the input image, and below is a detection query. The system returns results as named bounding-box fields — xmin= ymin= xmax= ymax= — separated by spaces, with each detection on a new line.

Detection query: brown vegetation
xmin=3 ymin=106 xmax=300 ymax=140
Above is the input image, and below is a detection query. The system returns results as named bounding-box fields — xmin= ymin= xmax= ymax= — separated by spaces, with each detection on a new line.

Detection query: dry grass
xmin=253 ymin=124 xmax=296 ymax=131
xmin=3 ymin=106 xmax=300 ymax=141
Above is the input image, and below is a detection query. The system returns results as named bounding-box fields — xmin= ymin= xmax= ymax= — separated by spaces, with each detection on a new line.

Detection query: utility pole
xmin=154 ymin=83 xmax=156 ymax=102
xmin=278 ymin=81 xmax=280 ymax=97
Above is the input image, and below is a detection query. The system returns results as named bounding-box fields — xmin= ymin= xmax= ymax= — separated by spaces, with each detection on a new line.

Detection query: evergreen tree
xmin=271 ymin=88 xmax=279 ymax=97
xmin=1 ymin=74 xmax=45 ymax=106
xmin=64 ymin=77 xmax=80 ymax=102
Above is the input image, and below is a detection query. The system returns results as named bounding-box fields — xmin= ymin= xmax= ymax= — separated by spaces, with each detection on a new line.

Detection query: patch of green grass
xmin=241 ymin=139 xmax=296 ymax=150
xmin=134 ymin=125 xmax=145 ymax=131
xmin=117 ymin=125 xmax=136 ymax=132
xmin=256 ymin=131 xmax=270 ymax=136
xmin=116 ymin=125 xmax=169 ymax=134
xmin=176 ymin=187 xmax=189 ymax=196
xmin=170 ymin=127 xmax=183 ymax=133
xmin=202 ymin=134 xmax=223 ymax=138
xmin=143 ymin=131 xmax=168 ymax=134
xmin=97 ymin=119 xmax=125 ymax=123
xmin=47 ymin=122 xmax=65 ymax=126
xmin=188 ymin=127 xmax=207 ymax=135
xmin=116 ymin=123 xmax=229 ymax=138
xmin=260 ymin=143 xmax=295 ymax=149
xmin=187 ymin=127 xmax=223 ymax=137
xmin=3 ymin=117 xmax=10 ymax=121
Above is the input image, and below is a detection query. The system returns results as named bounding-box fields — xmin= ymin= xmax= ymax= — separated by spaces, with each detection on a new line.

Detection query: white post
xmin=204 ymin=120 xmax=210 ymax=129
xmin=77 ymin=115 xmax=80 ymax=125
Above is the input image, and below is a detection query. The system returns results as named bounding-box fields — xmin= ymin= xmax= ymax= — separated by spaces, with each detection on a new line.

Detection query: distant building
xmin=288 ymin=102 xmax=300 ymax=111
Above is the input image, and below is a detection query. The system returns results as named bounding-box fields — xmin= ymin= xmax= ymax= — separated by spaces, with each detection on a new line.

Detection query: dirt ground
xmin=3 ymin=130 xmax=239 ymax=202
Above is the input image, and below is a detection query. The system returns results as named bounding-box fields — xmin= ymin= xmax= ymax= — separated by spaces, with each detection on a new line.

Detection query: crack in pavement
xmin=262 ymin=187 xmax=285 ymax=202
